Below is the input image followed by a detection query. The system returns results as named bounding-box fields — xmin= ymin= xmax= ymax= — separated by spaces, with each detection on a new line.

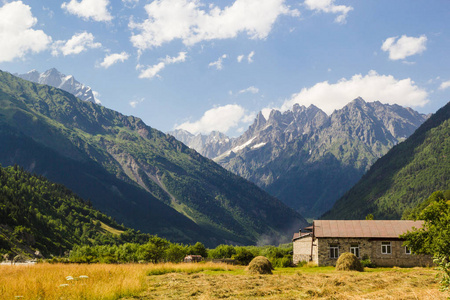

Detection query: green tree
xmin=402 ymin=191 xmax=450 ymax=291
xmin=165 ymin=244 xmax=187 ymax=263
xmin=232 ymin=247 xmax=255 ymax=265
xmin=187 ymin=242 xmax=207 ymax=257
xmin=208 ymin=244 xmax=236 ymax=259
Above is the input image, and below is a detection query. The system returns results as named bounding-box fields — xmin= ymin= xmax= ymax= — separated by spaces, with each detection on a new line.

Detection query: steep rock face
xmin=169 ymin=129 xmax=234 ymax=158
xmin=210 ymin=98 xmax=428 ymax=219
xmin=0 ymin=70 xmax=306 ymax=246
xmin=16 ymin=68 xmax=100 ymax=104
xmin=323 ymin=101 xmax=450 ymax=220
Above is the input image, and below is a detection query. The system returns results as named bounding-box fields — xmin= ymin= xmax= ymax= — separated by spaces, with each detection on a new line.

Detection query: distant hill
xmin=0 ymin=70 xmax=306 ymax=246
xmin=322 ymin=101 xmax=450 ymax=220
xmin=172 ymin=98 xmax=428 ymax=219
xmin=0 ymin=164 xmax=152 ymax=257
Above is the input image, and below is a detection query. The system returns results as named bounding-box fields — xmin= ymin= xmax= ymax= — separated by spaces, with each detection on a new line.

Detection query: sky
xmin=0 ymin=0 xmax=449 ymax=137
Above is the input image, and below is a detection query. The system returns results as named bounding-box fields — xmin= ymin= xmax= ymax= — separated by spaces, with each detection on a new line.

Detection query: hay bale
xmin=246 ymin=256 xmax=273 ymax=274
xmin=335 ymin=252 xmax=364 ymax=272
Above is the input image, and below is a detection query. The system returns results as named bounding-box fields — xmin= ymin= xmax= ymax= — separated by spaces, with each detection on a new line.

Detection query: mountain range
xmin=0 ymin=70 xmax=306 ymax=247
xmin=171 ymin=99 xmax=429 ymax=219
xmin=16 ymin=68 xmax=100 ymax=105
xmin=323 ymin=101 xmax=449 ymax=220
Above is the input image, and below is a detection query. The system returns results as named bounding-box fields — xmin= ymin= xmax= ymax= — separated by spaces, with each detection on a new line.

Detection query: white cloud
xmin=439 ymin=80 xmax=450 ymax=90
xmin=99 ymin=52 xmax=129 ymax=68
xmin=247 ymin=51 xmax=255 ymax=63
xmin=129 ymin=0 xmax=299 ymax=50
xmin=129 ymin=97 xmax=144 ymax=108
xmin=176 ymin=104 xmax=254 ymax=134
xmin=61 ymin=0 xmax=112 ymax=22
xmin=52 ymin=32 xmax=101 ymax=56
xmin=237 ymin=54 xmax=244 ymax=62
xmin=239 ymin=86 xmax=259 ymax=94
xmin=0 ymin=1 xmax=52 ymax=62
xmin=279 ymin=70 xmax=428 ymax=114
xmin=381 ymin=35 xmax=427 ymax=60
xmin=138 ymin=52 xmax=187 ymax=79
xmin=209 ymin=54 xmax=227 ymax=70
xmin=304 ymin=0 xmax=353 ymax=24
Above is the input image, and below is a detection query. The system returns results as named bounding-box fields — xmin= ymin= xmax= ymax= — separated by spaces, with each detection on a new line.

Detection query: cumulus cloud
xmin=138 ymin=52 xmax=187 ymax=79
xmin=99 ymin=52 xmax=129 ymax=68
xmin=176 ymin=104 xmax=254 ymax=135
xmin=209 ymin=54 xmax=227 ymax=70
xmin=129 ymin=0 xmax=299 ymax=50
xmin=381 ymin=35 xmax=427 ymax=60
xmin=0 ymin=1 xmax=52 ymax=62
xmin=239 ymin=86 xmax=259 ymax=94
xmin=61 ymin=0 xmax=113 ymax=22
xmin=52 ymin=32 xmax=101 ymax=56
xmin=304 ymin=0 xmax=353 ymax=24
xmin=439 ymin=80 xmax=450 ymax=90
xmin=279 ymin=70 xmax=428 ymax=114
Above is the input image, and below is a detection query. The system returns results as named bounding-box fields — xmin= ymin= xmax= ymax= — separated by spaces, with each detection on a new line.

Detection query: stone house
xmin=293 ymin=220 xmax=433 ymax=267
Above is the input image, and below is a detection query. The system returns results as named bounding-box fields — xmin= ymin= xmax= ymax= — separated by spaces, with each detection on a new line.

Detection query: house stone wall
xmin=368 ymin=240 xmax=433 ymax=267
xmin=317 ymin=238 xmax=371 ymax=266
xmin=293 ymin=236 xmax=313 ymax=265
xmin=316 ymin=238 xmax=433 ymax=267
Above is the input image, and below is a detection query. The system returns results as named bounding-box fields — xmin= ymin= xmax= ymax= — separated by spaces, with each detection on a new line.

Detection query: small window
xmin=329 ymin=244 xmax=339 ymax=259
xmin=381 ymin=242 xmax=391 ymax=254
xmin=350 ymin=244 xmax=360 ymax=258
xmin=405 ymin=246 xmax=411 ymax=255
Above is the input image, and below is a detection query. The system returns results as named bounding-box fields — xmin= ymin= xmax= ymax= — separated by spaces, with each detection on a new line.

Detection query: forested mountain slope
xmin=322 ymin=101 xmax=450 ymax=220
xmin=0 ymin=164 xmax=153 ymax=257
xmin=0 ymin=70 xmax=306 ymax=246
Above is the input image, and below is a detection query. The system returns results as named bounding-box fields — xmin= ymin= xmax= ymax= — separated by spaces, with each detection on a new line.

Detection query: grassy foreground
xmin=0 ymin=263 xmax=446 ymax=299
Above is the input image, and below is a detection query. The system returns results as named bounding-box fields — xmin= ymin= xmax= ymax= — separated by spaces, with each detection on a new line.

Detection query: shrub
xmin=360 ymin=255 xmax=376 ymax=268
xmin=232 ymin=247 xmax=255 ymax=265
xmin=335 ymin=252 xmax=364 ymax=272
xmin=246 ymin=256 xmax=274 ymax=275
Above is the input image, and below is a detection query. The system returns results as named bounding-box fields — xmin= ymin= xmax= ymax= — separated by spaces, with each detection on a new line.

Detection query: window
xmin=381 ymin=242 xmax=391 ymax=254
xmin=329 ymin=244 xmax=339 ymax=259
xmin=350 ymin=244 xmax=360 ymax=258
xmin=405 ymin=246 xmax=411 ymax=255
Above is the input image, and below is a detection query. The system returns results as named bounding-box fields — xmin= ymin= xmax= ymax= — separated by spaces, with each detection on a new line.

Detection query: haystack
xmin=335 ymin=252 xmax=364 ymax=272
xmin=246 ymin=256 xmax=273 ymax=274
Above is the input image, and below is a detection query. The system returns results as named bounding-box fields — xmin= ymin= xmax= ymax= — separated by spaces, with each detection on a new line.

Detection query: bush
xmin=360 ymin=255 xmax=376 ymax=268
xmin=246 ymin=256 xmax=274 ymax=275
xmin=335 ymin=252 xmax=364 ymax=272
xmin=232 ymin=247 xmax=255 ymax=265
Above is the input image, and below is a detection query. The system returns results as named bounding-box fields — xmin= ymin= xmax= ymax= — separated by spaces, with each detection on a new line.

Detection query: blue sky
xmin=0 ymin=0 xmax=449 ymax=137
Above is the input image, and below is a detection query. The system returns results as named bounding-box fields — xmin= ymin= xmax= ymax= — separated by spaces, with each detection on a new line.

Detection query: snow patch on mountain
xmin=16 ymin=68 xmax=101 ymax=104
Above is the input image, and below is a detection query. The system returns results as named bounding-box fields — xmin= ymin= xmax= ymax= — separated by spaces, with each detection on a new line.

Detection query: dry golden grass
xmin=0 ymin=262 xmax=235 ymax=300
xmin=1 ymin=263 xmax=447 ymax=300
xmin=133 ymin=267 xmax=447 ymax=299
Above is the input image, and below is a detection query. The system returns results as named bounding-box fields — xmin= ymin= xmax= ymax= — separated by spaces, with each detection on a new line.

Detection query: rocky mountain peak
xmin=16 ymin=68 xmax=100 ymax=105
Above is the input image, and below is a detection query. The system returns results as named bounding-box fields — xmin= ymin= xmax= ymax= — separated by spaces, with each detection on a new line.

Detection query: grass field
xmin=0 ymin=263 xmax=447 ymax=299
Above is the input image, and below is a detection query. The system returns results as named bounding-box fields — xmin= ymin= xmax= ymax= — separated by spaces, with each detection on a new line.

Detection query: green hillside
xmin=0 ymin=164 xmax=153 ymax=257
xmin=0 ymin=70 xmax=306 ymax=246
xmin=322 ymin=101 xmax=450 ymax=220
